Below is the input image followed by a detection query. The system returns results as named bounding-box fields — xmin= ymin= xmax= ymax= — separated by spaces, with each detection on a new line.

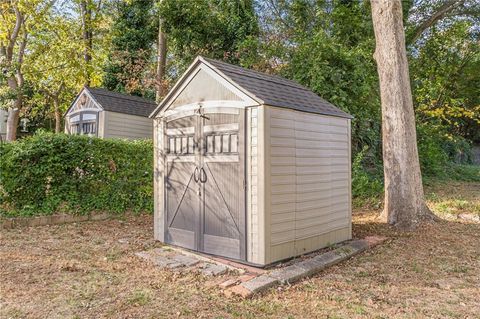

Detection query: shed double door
xmin=164 ymin=108 xmax=245 ymax=260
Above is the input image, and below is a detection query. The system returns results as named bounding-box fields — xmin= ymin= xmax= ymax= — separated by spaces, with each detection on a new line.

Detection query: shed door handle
xmin=200 ymin=167 xmax=207 ymax=183
xmin=194 ymin=167 xmax=199 ymax=183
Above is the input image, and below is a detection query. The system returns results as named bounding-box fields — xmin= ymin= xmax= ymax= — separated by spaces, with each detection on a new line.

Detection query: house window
xmin=82 ymin=122 xmax=96 ymax=134
xmin=70 ymin=124 xmax=80 ymax=134
xmin=68 ymin=112 xmax=98 ymax=136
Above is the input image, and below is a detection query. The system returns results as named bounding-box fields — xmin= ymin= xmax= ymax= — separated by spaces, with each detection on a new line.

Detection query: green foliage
xmin=444 ymin=164 xmax=480 ymax=182
xmin=410 ymin=21 xmax=480 ymax=143
xmin=103 ymin=0 xmax=156 ymax=98
xmin=417 ymin=124 xmax=474 ymax=177
xmin=351 ymin=146 xmax=383 ymax=203
xmin=417 ymin=125 xmax=450 ymax=177
xmin=159 ymin=0 xmax=259 ymax=71
xmin=0 ymin=132 xmax=153 ymax=217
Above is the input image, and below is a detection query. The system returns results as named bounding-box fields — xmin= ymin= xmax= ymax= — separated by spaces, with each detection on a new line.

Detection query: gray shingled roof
xmin=203 ymin=57 xmax=352 ymax=119
xmin=88 ymin=87 xmax=157 ymax=117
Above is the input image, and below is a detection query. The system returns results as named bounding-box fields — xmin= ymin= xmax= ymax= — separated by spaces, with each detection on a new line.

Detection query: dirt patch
xmin=1 ymin=184 xmax=480 ymax=318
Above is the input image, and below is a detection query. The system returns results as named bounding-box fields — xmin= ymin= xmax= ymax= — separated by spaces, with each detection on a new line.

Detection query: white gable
xmin=153 ymin=59 xmax=260 ymax=118
xmin=67 ymin=89 xmax=102 ymax=115
xmin=170 ymin=68 xmax=240 ymax=108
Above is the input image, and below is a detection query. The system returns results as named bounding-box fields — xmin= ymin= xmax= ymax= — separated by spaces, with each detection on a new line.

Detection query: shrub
xmin=0 ymin=132 xmax=153 ymax=217
xmin=352 ymin=146 xmax=383 ymax=205
xmin=417 ymin=124 xmax=473 ymax=177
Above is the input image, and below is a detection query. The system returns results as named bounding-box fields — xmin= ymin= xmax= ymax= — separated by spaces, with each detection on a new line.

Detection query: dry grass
xmin=426 ymin=181 xmax=480 ymax=218
xmin=1 ymin=181 xmax=479 ymax=319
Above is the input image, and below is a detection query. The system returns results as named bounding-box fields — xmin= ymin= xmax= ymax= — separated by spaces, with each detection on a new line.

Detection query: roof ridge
xmin=222 ymin=68 xmax=312 ymax=92
xmin=88 ymin=87 xmax=156 ymax=105
xmin=202 ymin=57 xmax=311 ymax=92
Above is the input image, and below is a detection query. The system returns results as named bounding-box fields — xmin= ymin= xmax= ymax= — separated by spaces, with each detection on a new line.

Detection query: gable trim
xmin=64 ymin=87 xmax=104 ymax=116
xmin=149 ymin=57 xmax=263 ymax=118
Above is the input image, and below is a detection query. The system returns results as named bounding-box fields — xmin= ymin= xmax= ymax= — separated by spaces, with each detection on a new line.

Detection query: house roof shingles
xmin=88 ymin=87 xmax=157 ymax=117
xmin=203 ymin=57 xmax=352 ymax=119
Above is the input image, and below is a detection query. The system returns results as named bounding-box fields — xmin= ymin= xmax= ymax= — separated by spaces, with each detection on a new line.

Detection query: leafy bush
xmin=441 ymin=135 xmax=472 ymax=164
xmin=417 ymin=124 xmax=473 ymax=177
xmin=352 ymin=146 xmax=383 ymax=206
xmin=417 ymin=126 xmax=449 ymax=177
xmin=0 ymin=132 xmax=153 ymax=217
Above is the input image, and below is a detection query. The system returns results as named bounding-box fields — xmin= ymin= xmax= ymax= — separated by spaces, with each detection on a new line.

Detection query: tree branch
xmin=16 ymin=25 xmax=28 ymax=89
xmin=6 ymin=6 xmax=23 ymax=61
xmin=17 ymin=26 xmax=28 ymax=66
xmin=408 ymin=0 xmax=466 ymax=44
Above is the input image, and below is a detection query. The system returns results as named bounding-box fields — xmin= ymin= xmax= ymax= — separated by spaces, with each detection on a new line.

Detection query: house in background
xmin=65 ymin=87 xmax=156 ymax=139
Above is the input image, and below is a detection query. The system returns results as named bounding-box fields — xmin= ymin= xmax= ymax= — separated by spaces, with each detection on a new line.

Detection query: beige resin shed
xmin=65 ymin=87 xmax=156 ymax=139
xmin=150 ymin=56 xmax=353 ymax=266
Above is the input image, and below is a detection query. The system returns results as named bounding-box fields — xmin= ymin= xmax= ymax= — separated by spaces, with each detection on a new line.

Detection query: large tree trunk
xmin=6 ymin=107 xmax=20 ymax=141
xmin=53 ymin=96 xmax=62 ymax=133
xmin=156 ymin=15 xmax=167 ymax=103
xmin=371 ymin=0 xmax=435 ymax=230
xmin=5 ymin=77 xmax=21 ymax=142
xmin=2 ymin=7 xmax=25 ymax=142
xmin=81 ymin=0 xmax=93 ymax=86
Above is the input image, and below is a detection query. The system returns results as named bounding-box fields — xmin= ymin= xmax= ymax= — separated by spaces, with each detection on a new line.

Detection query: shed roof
xmin=86 ymin=87 xmax=157 ymax=117
xmin=151 ymin=56 xmax=352 ymax=119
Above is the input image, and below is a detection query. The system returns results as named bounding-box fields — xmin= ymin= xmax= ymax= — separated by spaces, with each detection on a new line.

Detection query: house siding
xmin=103 ymin=111 xmax=153 ymax=139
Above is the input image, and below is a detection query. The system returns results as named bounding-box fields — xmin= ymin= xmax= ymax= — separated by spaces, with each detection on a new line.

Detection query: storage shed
xmin=150 ymin=56 xmax=353 ymax=266
xmin=65 ymin=87 xmax=156 ymax=139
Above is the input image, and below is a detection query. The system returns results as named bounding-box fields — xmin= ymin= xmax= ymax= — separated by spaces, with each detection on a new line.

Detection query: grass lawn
xmin=1 ymin=181 xmax=479 ymax=319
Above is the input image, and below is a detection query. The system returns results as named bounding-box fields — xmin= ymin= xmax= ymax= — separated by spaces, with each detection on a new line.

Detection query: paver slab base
xmin=136 ymin=236 xmax=387 ymax=298
xmin=231 ymin=237 xmax=387 ymax=297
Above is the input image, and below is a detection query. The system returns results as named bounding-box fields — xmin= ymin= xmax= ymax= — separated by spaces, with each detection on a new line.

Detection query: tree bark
xmin=81 ymin=0 xmax=93 ymax=86
xmin=371 ymin=0 xmax=435 ymax=230
xmin=156 ymin=14 xmax=167 ymax=103
xmin=53 ymin=96 xmax=62 ymax=133
xmin=6 ymin=107 xmax=20 ymax=141
xmin=5 ymin=76 xmax=20 ymax=141
xmin=2 ymin=7 xmax=25 ymax=141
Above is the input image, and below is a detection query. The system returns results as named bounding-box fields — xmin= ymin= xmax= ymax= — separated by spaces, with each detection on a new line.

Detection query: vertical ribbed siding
xmin=268 ymin=106 xmax=351 ymax=262
xmin=248 ymin=107 xmax=259 ymax=262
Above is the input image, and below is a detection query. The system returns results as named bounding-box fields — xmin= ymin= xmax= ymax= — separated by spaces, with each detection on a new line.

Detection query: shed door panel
xmin=165 ymin=162 xmax=197 ymax=249
xmin=163 ymin=109 xmax=246 ymax=261
xmin=165 ymin=116 xmax=198 ymax=250
xmin=201 ymin=111 xmax=245 ymax=260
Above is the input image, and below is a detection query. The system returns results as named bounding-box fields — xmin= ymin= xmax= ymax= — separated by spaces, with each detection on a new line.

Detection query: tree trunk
xmin=81 ymin=0 xmax=93 ymax=86
xmin=156 ymin=14 xmax=167 ymax=103
xmin=5 ymin=76 xmax=21 ymax=142
xmin=371 ymin=0 xmax=435 ymax=230
xmin=53 ymin=96 xmax=62 ymax=133
xmin=1 ymin=5 xmax=25 ymax=142
xmin=6 ymin=107 xmax=20 ymax=141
